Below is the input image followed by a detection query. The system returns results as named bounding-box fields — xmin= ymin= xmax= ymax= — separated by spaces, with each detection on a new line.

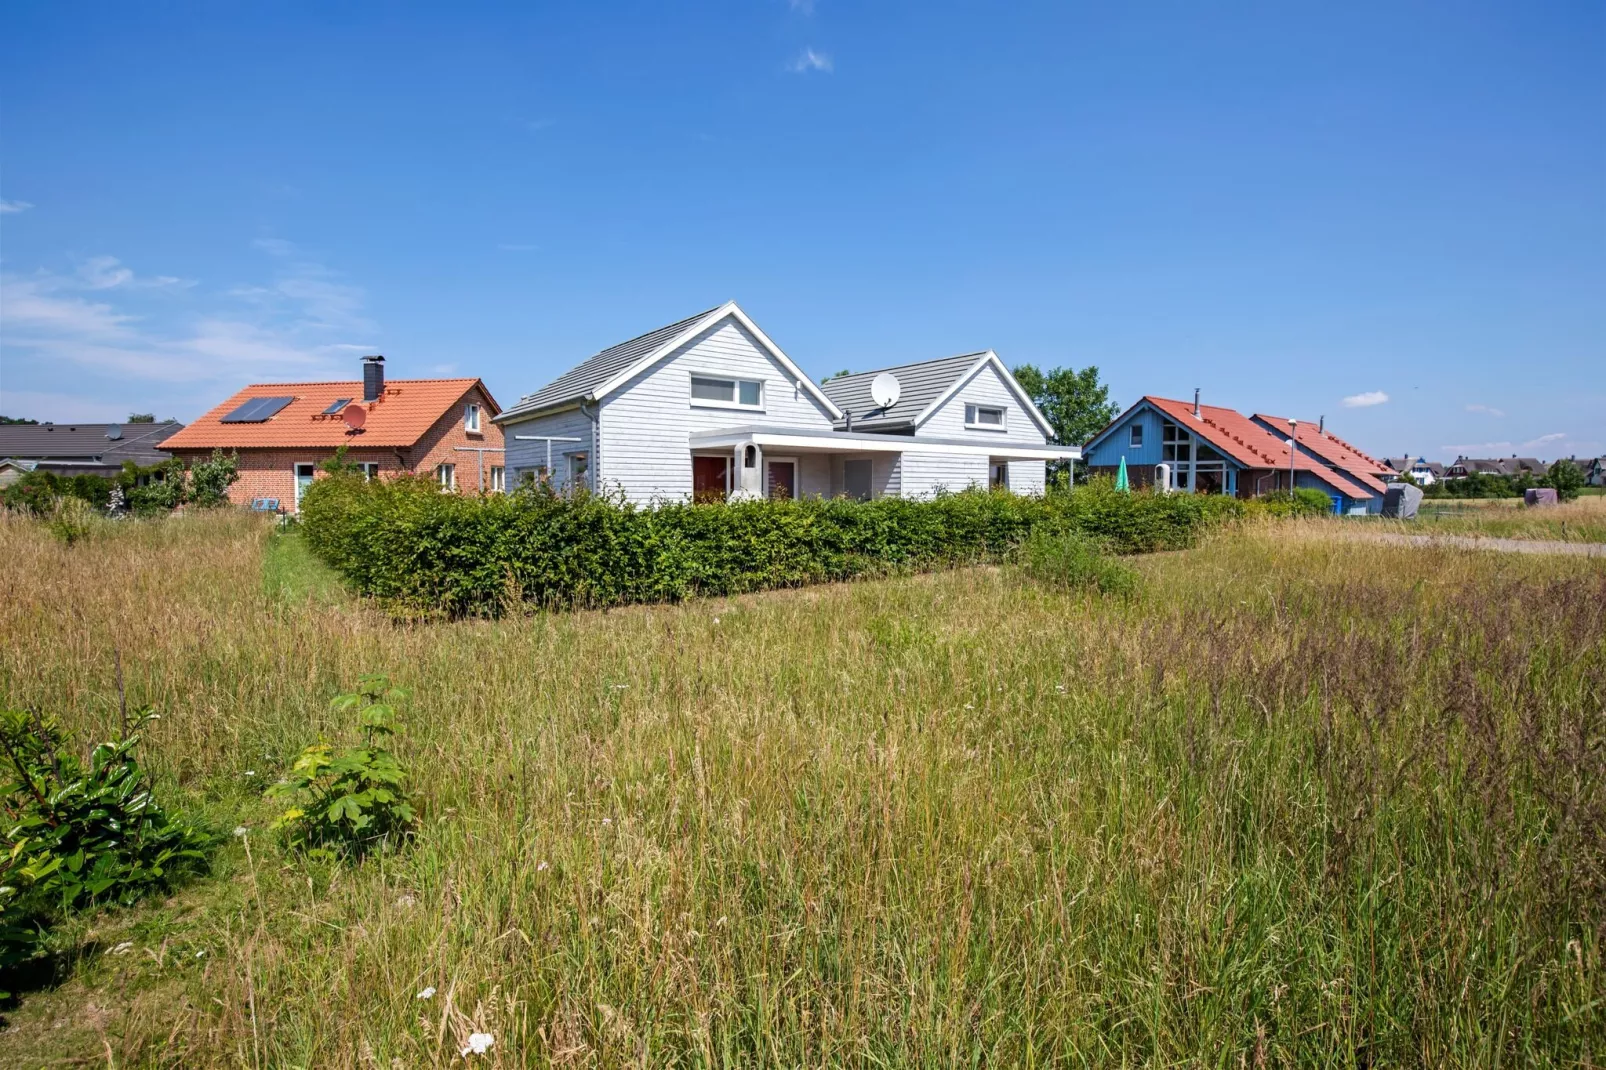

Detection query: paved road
xmin=1364 ymin=533 xmax=1606 ymax=558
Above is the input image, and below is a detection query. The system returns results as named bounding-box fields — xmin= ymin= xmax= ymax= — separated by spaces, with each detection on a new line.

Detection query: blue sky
xmin=2 ymin=1 xmax=1601 ymax=460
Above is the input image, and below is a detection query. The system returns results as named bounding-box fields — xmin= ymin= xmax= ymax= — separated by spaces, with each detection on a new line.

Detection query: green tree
xmin=1544 ymin=459 xmax=1584 ymax=502
xmin=188 ymin=449 xmax=240 ymax=507
xmin=127 ymin=413 xmax=156 ymax=423
xmin=1011 ymin=364 xmax=1119 ymax=480
xmin=0 ymin=416 xmax=38 ymax=425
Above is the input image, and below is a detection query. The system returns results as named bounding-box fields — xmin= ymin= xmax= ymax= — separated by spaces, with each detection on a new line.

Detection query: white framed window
xmin=434 ymin=463 xmax=456 ymax=491
xmin=964 ymin=404 xmax=1006 ymax=430
xmin=357 ymin=461 xmax=380 ymax=481
xmin=568 ymin=452 xmax=590 ymax=489
xmin=990 ymin=461 xmax=1009 ymax=489
xmin=489 ymin=465 xmax=505 ymax=493
xmin=464 ymin=403 xmax=481 ymax=433
xmin=1129 ymin=424 xmax=1144 ymax=448
xmin=689 ymin=374 xmax=763 ymax=410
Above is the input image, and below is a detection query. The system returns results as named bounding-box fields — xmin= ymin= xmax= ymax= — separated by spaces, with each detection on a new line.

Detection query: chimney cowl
xmin=362 ymin=355 xmax=386 ymax=402
xmin=1192 ymin=388 xmax=1201 ymax=418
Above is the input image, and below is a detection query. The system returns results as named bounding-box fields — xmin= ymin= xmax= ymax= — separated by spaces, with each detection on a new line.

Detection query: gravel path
xmin=1364 ymin=533 xmax=1606 ymax=558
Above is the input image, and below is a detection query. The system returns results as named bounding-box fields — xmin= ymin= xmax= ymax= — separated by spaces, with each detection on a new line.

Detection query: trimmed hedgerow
xmin=300 ymin=474 xmax=1242 ymax=616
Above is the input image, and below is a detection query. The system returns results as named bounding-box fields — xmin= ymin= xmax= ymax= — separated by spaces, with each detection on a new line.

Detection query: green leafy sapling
xmin=268 ymin=675 xmax=417 ymax=860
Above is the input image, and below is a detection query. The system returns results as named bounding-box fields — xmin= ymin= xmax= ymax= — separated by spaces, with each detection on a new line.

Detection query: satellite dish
xmin=870 ymin=372 xmax=901 ymax=410
xmin=342 ymin=404 xmax=367 ymax=430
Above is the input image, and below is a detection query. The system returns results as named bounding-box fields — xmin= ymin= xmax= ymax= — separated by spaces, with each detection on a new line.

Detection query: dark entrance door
xmin=692 ymin=456 xmax=728 ymax=501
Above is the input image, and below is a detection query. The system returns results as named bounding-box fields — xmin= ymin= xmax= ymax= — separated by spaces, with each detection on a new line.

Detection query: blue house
xmin=1083 ymin=393 xmax=1381 ymax=513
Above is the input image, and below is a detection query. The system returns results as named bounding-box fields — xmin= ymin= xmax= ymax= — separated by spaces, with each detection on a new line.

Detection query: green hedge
xmin=300 ymin=475 xmax=1243 ymax=616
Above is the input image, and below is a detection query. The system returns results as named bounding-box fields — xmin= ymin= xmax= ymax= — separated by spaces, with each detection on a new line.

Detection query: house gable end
xmin=910 ymin=353 xmax=1056 ymax=440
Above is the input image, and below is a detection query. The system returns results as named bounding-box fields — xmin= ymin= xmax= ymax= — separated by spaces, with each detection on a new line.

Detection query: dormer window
xmin=465 ymin=403 xmax=481 ymax=433
xmin=964 ymin=404 xmax=1006 ymax=430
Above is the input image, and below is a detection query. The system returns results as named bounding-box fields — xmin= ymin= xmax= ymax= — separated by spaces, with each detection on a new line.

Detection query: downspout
xmin=580 ymin=399 xmax=600 ymax=492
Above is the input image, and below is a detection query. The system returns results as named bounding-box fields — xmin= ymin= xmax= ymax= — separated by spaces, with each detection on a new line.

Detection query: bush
xmin=300 ymin=475 xmax=1242 ymax=617
xmin=1018 ymin=529 xmax=1139 ymax=598
xmin=0 ymin=707 xmax=210 ymax=980
xmin=47 ymin=497 xmax=98 ymax=546
xmin=1252 ymin=488 xmax=1334 ymax=517
xmin=0 ymin=471 xmax=113 ymax=517
xmin=188 ymin=449 xmax=240 ymax=508
xmin=267 ymin=675 xmax=417 ymax=860
xmin=1544 ymin=459 xmax=1584 ymax=503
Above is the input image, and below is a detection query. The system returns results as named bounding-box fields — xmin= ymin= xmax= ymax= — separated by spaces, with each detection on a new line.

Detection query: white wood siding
xmin=898 ymin=452 xmax=987 ymax=498
xmin=828 ymin=452 xmax=903 ymax=498
xmin=598 ymin=316 xmax=838 ymax=503
xmin=919 ymin=362 xmax=1048 ymax=444
xmin=1007 ymin=460 xmax=1047 ymax=495
xmin=501 ymin=406 xmax=594 ymax=491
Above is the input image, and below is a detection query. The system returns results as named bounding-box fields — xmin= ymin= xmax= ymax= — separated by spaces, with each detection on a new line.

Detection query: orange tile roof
xmin=1253 ymin=414 xmax=1390 ymax=495
xmin=161 ymin=379 xmax=498 ymax=450
xmin=1141 ymin=396 xmax=1377 ymax=500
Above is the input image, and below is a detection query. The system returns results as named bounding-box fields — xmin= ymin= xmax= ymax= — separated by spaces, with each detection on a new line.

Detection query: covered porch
xmin=687 ymin=424 xmax=1080 ymax=500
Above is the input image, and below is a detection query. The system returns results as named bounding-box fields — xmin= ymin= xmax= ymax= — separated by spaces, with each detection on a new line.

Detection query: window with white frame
xmin=690 ymin=375 xmax=762 ymax=409
xmin=358 ymin=462 xmax=380 ymax=481
xmin=489 ymin=465 xmax=505 ymax=493
xmin=964 ymin=404 xmax=1006 ymax=430
xmin=464 ymin=403 xmax=481 ymax=433
xmin=434 ymin=463 xmax=456 ymax=491
xmin=1129 ymin=424 xmax=1144 ymax=448
xmin=568 ymin=452 xmax=589 ymax=488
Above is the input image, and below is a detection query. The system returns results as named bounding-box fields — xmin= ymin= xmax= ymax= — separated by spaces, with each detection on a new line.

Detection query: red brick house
xmin=162 ymin=357 xmax=505 ymax=511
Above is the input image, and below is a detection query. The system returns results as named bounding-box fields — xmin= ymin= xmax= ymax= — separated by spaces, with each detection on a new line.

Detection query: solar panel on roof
xmin=321 ymin=398 xmax=353 ymax=415
xmin=221 ymin=396 xmax=295 ymax=423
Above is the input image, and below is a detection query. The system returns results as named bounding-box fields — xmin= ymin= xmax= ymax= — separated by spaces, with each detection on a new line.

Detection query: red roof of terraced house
xmin=1252 ymin=414 xmax=1392 ymax=495
xmin=161 ymin=378 xmax=499 ymax=450
xmin=1139 ymin=396 xmax=1378 ymax=500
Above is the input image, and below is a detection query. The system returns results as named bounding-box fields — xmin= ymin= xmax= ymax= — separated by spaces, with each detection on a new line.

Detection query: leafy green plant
xmin=187 ymin=449 xmax=240 ymax=508
xmin=46 ymin=496 xmax=98 ymax=546
xmin=1252 ymin=488 xmax=1334 ymax=517
xmin=1018 ymin=528 xmax=1139 ymax=598
xmin=268 ymin=676 xmax=417 ymax=860
xmin=0 ymin=706 xmax=211 ymax=979
xmin=121 ymin=458 xmax=187 ymax=516
xmin=1544 ymin=459 xmax=1584 ymax=503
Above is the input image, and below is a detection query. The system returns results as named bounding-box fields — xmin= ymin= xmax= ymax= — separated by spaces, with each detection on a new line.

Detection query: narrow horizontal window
xmin=690 ymin=375 xmax=763 ymax=408
xmin=965 ymin=404 xmax=1005 ymax=428
xmin=691 ymin=377 xmax=735 ymax=402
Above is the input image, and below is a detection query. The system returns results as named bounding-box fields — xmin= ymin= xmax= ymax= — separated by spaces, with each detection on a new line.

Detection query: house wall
xmin=407 ymin=383 xmax=506 ymax=494
xmin=918 ymin=362 xmax=1049 ymax=444
xmin=500 ymin=405 xmax=596 ymax=491
xmin=898 ymin=452 xmax=989 ymax=497
xmin=828 ymin=453 xmax=902 ymax=498
xmin=596 ymin=316 xmax=838 ymax=503
xmin=1084 ymin=406 xmax=1165 ymax=469
xmin=1007 ymin=460 xmax=1047 ymax=495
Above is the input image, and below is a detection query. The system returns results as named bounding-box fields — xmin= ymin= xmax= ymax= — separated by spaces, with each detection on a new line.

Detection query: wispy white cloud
xmin=0 ymin=199 xmax=34 ymax=214
xmin=0 ymin=239 xmax=376 ymax=408
xmin=1341 ymin=390 xmax=1388 ymax=408
xmin=1440 ymin=441 xmax=1513 ymax=455
xmin=1464 ymin=403 xmax=1505 ymax=418
xmin=788 ymin=48 xmax=833 ymax=73
xmin=1524 ymin=432 xmax=1566 ymax=449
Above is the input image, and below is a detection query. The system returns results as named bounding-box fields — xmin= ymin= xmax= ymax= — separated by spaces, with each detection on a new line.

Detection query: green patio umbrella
xmin=1115 ymin=455 xmax=1129 ymax=492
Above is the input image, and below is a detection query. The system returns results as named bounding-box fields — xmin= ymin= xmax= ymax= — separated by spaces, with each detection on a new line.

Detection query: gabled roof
xmin=1086 ymin=396 xmax=1378 ymax=500
xmin=497 ymin=302 xmax=843 ymax=423
xmin=1252 ymin=414 xmax=1390 ymax=495
xmin=0 ymin=421 xmax=183 ymax=463
xmin=160 ymin=379 xmax=495 ymax=450
xmin=818 ymin=351 xmax=1058 ymax=439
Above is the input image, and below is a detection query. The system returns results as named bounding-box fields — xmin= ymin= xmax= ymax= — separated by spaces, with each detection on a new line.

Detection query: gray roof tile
xmin=818 ymin=353 xmax=985 ymax=430
xmin=500 ymin=306 xmax=724 ymax=420
xmin=0 ymin=421 xmax=183 ymax=464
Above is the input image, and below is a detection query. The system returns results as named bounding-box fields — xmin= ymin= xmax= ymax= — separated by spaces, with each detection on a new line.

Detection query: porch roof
xmin=688 ymin=424 xmax=1081 ymax=462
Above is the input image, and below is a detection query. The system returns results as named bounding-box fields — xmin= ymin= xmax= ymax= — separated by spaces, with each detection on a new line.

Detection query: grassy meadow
xmin=1401 ymin=494 xmax=1606 ymax=544
xmin=0 ymin=511 xmax=1603 ymax=1065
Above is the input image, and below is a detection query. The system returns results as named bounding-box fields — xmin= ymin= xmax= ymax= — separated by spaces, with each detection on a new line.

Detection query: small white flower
xmin=232 ymin=826 xmax=249 ymax=838
xmin=416 ymin=986 xmax=436 ymax=1000
xmin=244 ymin=770 xmax=256 ymax=777
xmin=537 ymin=861 xmax=550 ymax=872
xmin=461 ymin=1032 xmax=495 ymax=1056
xmin=610 ymin=683 xmax=629 ymax=690
xmin=111 ymin=941 xmax=134 ymax=955
xmin=601 ymin=817 xmax=612 ymax=826
xmin=964 ymin=703 xmax=975 ymax=710
xmin=195 ymin=949 xmax=206 ymax=958
xmin=712 ymin=616 xmax=720 ymax=624
xmin=395 ymin=894 xmax=417 ymax=909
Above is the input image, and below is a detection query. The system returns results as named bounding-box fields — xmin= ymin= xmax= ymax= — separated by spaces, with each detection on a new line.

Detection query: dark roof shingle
xmin=818 ymin=353 xmax=985 ymax=430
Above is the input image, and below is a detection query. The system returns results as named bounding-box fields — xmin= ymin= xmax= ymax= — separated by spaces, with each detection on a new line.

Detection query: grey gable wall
xmin=597 ymin=314 xmax=837 ymax=503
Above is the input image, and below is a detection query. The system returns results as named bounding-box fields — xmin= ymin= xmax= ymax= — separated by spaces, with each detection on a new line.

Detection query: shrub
xmin=0 ymin=470 xmax=113 ymax=517
xmin=1252 ymin=488 xmax=1334 ymax=517
xmin=187 ymin=449 xmax=240 ymax=508
xmin=47 ymin=496 xmax=98 ymax=546
xmin=1544 ymin=459 xmax=1584 ymax=503
xmin=1018 ymin=529 xmax=1139 ymax=598
xmin=122 ymin=458 xmax=187 ymax=516
xmin=300 ymin=476 xmax=1242 ymax=617
xmin=268 ymin=675 xmax=417 ymax=860
xmin=0 ymin=707 xmax=211 ymax=979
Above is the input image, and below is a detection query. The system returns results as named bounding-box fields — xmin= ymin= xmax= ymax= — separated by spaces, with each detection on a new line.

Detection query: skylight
xmin=321 ymin=398 xmax=353 ymax=415
xmin=220 ymin=396 xmax=295 ymax=423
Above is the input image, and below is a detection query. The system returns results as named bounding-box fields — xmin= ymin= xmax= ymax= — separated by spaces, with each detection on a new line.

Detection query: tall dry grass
xmin=0 ymin=512 xmax=1602 ymax=1066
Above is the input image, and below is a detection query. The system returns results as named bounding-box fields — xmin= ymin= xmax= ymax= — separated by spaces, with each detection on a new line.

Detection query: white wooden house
xmin=494 ymin=303 xmax=1078 ymax=503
